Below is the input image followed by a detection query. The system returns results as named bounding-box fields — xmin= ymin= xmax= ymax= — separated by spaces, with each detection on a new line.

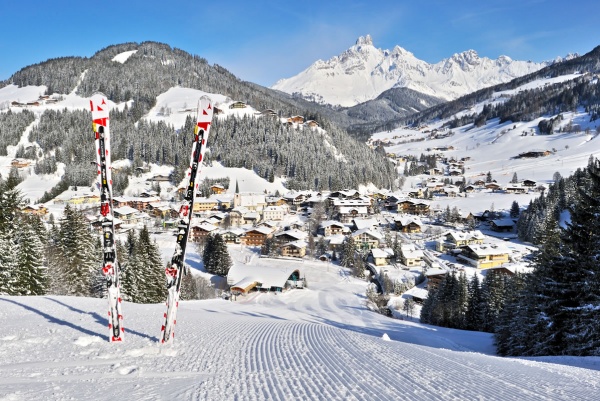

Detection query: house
xmin=394 ymin=215 xmax=423 ymax=233
xmin=227 ymin=264 xmax=303 ymax=294
xmin=274 ymin=229 xmax=307 ymax=246
xmin=210 ymin=184 xmax=226 ymax=194
xmin=522 ymin=179 xmax=537 ymax=187
xmin=438 ymin=230 xmax=485 ymax=250
xmin=242 ymin=226 xmax=273 ymax=246
xmin=229 ymin=101 xmax=247 ymax=109
xmin=320 ymin=221 xmax=347 ymax=236
xmin=190 ymin=222 xmax=218 ymax=243
xmin=352 ymin=217 xmax=379 ymax=231
xmin=457 ymin=243 xmax=510 ymax=269
xmin=490 ymin=219 xmax=515 ymax=232
xmin=371 ymin=248 xmax=394 ymax=266
xmin=305 ymin=120 xmax=319 ymax=128
xmin=280 ymin=240 xmax=307 ymax=258
xmin=288 ymin=115 xmax=304 ymax=124
xmin=262 ymin=206 xmax=286 ymax=221
xmin=399 ymin=244 xmax=424 ymax=267
xmin=219 ymin=228 xmax=246 ymax=244
xmin=326 ymin=234 xmax=346 ymax=252
xmin=397 ymin=199 xmax=430 ymax=215
xmin=505 ymin=184 xmax=527 ymax=194
xmin=228 ymin=207 xmax=250 ymax=227
xmin=113 ymin=206 xmax=143 ymax=225
xmin=21 ymin=204 xmax=48 ymax=216
xmin=338 ymin=206 xmax=369 ymax=224
xmin=193 ymin=197 xmax=219 ymax=213
xmin=11 ymin=158 xmax=30 ymax=168
xmin=485 ymin=183 xmax=502 ymax=192
xmin=425 ymin=268 xmax=448 ymax=290
xmin=233 ymin=193 xmax=267 ymax=212
xmin=350 ymin=228 xmax=383 ymax=250
xmin=266 ymin=196 xmax=287 ymax=207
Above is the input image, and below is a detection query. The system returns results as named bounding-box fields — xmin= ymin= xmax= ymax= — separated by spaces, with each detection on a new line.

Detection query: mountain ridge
xmin=272 ymin=34 xmax=574 ymax=107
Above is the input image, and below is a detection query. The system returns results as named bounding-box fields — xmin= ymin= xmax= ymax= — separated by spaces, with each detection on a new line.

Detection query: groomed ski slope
xmin=1 ymin=257 xmax=599 ymax=400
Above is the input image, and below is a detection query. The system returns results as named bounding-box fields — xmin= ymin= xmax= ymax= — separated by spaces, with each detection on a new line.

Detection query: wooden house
xmin=242 ymin=227 xmax=273 ymax=246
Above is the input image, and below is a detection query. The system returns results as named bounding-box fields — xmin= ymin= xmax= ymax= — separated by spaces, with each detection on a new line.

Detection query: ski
xmin=90 ymin=93 xmax=124 ymax=342
xmin=161 ymin=96 xmax=214 ymax=344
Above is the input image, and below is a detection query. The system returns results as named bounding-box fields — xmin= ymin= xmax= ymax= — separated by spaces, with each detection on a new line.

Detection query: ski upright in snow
xmin=161 ymin=96 xmax=214 ymax=344
xmin=90 ymin=92 xmax=124 ymax=342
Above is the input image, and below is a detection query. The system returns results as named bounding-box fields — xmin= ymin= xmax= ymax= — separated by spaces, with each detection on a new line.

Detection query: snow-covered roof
xmin=227 ymin=264 xmax=300 ymax=290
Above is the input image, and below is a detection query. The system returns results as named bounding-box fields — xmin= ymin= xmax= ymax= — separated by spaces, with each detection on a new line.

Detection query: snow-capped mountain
xmin=272 ymin=35 xmax=556 ymax=107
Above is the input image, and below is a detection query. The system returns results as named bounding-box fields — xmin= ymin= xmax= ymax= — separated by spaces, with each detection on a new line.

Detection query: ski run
xmin=1 ymin=259 xmax=599 ymax=400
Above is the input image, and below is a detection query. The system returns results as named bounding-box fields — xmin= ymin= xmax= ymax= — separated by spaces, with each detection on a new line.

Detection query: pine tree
xmin=499 ymin=158 xmax=600 ymax=356
xmin=203 ymin=234 xmax=232 ymax=276
xmin=56 ymin=205 xmax=99 ymax=296
xmin=340 ymin=236 xmax=356 ymax=269
xmin=13 ymin=215 xmax=47 ymax=295
xmin=466 ymin=274 xmax=485 ymax=331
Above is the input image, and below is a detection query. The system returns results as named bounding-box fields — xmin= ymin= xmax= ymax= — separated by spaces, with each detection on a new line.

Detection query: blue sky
xmin=1 ymin=0 xmax=599 ymax=87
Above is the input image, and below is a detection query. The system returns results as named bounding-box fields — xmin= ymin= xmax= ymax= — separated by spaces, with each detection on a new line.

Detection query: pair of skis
xmin=90 ymin=93 xmax=214 ymax=344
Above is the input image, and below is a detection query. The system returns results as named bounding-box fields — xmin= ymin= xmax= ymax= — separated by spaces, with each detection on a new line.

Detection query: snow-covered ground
xmin=1 ymin=247 xmax=599 ymax=400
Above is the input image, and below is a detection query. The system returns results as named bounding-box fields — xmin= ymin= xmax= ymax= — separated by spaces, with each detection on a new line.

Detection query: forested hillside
xmin=1 ymin=41 xmax=396 ymax=193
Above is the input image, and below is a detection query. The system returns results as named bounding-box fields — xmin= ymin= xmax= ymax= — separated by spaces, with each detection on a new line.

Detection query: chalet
xmin=113 ymin=206 xmax=143 ymax=225
xmin=213 ymin=107 xmax=224 ymax=115
xmin=266 ymin=196 xmax=287 ymax=207
xmin=351 ymin=228 xmax=383 ymax=250
xmin=11 ymin=158 xmax=30 ymax=168
xmin=20 ymin=204 xmax=48 ymax=216
xmin=305 ymin=120 xmax=319 ymax=128
xmin=326 ymin=234 xmax=346 ymax=252
xmin=397 ymin=199 xmax=430 ymax=215
xmin=190 ymin=222 xmax=218 ymax=243
xmin=457 ymin=243 xmax=510 ymax=269
xmin=371 ymin=248 xmax=394 ymax=266
xmin=227 ymin=264 xmax=303 ymax=294
xmin=228 ymin=207 xmax=248 ymax=227
xmin=522 ymin=179 xmax=537 ymax=187
xmin=274 ymin=229 xmax=307 ymax=246
xmin=338 ymin=206 xmax=369 ymax=224
xmin=242 ymin=226 xmax=273 ymax=246
xmin=229 ymin=101 xmax=247 ymax=109
xmin=288 ymin=115 xmax=304 ymax=124
xmin=438 ymin=230 xmax=485 ymax=251
xmin=485 ymin=182 xmax=502 ymax=192
xmin=260 ymin=109 xmax=277 ymax=117
xmin=353 ymin=217 xmax=379 ymax=231
xmin=394 ymin=215 xmax=423 ymax=233
xmin=473 ymin=179 xmax=486 ymax=186
xmin=505 ymin=184 xmax=527 ymax=194
xmin=147 ymin=203 xmax=172 ymax=218
xmin=399 ymin=243 xmax=424 ymax=267
xmin=331 ymin=197 xmax=372 ymax=211
xmin=320 ymin=221 xmax=347 ymax=236
xmin=329 ymin=189 xmax=361 ymax=200
xmin=283 ymin=191 xmax=308 ymax=208
xmin=490 ymin=219 xmax=515 ymax=232
xmin=280 ymin=240 xmax=307 ymax=258
xmin=220 ymin=228 xmax=245 ymax=244
xmin=210 ymin=184 xmax=226 ymax=194
xmin=147 ymin=174 xmax=171 ymax=182
xmin=425 ymin=268 xmax=448 ymax=290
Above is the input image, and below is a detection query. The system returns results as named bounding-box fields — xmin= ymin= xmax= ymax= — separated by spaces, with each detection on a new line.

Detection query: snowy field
xmin=1 ymin=245 xmax=599 ymax=401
